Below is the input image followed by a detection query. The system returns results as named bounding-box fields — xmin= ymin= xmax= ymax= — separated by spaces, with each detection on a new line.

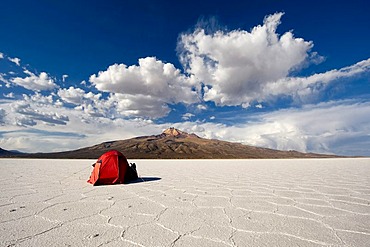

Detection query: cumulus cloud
xmin=103 ymin=93 xmax=168 ymax=119
xmin=196 ymin=104 xmax=207 ymax=111
xmin=57 ymin=86 xmax=86 ymax=105
xmin=11 ymin=70 xmax=57 ymax=91
xmin=89 ymin=57 xmax=200 ymax=118
xmin=0 ymin=52 xmax=4 ymax=59
xmin=255 ymin=104 xmax=263 ymax=109
xmin=23 ymin=93 xmax=54 ymax=105
xmin=178 ymin=12 xmax=320 ymax=107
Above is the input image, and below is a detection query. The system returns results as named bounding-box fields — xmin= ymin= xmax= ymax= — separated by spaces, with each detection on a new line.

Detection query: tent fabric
xmin=87 ymin=150 xmax=131 ymax=186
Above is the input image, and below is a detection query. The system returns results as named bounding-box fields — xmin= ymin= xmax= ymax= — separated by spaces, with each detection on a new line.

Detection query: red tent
xmin=87 ymin=150 xmax=132 ymax=185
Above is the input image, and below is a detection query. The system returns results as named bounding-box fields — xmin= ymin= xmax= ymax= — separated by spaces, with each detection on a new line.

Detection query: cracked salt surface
xmin=1 ymin=158 xmax=370 ymax=246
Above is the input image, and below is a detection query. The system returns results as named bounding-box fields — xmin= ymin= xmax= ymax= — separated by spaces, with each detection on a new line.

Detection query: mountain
xmin=8 ymin=128 xmax=340 ymax=159
xmin=0 ymin=148 xmax=21 ymax=157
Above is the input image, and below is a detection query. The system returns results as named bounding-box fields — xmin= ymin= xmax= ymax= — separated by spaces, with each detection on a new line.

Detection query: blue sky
xmin=1 ymin=0 xmax=370 ymax=156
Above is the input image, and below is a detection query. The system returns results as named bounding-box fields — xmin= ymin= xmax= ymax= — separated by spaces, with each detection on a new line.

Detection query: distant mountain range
xmin=0 ymin=148 xmax=17 ymax=157
xmin=0 ymin=128 xmax=341 ymax=159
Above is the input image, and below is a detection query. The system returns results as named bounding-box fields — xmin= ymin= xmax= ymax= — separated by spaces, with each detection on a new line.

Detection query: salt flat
xmin=0 ymin=158 xmax=369 ymax=247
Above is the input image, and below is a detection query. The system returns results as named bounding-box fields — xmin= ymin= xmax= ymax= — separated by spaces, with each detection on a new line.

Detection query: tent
xmin=87 ymin=150 xmax=138 ymax=185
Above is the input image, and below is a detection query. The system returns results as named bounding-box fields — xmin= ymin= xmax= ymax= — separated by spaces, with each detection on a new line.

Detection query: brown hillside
xmin=18 ymin=128 xmax=339 ymax=159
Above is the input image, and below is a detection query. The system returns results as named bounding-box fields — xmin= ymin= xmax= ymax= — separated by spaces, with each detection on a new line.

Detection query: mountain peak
xmin=162 ymin=128 xmax=199 ymax=138
xmin=163 ymin=128 xmax=183 ymax=136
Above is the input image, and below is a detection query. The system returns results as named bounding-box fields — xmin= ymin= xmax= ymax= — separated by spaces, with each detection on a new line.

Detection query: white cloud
xmin=23 ymin=92 xmax=54 ymax=105
xmin=1 ymin=14 xmax=369 ymax=156
xmin=0 ymin=52 xmax=4 ymax=59
xmin=89 ymin=57 xmax=200 ymax=119
xmin=196 ymin=104 xmax=207 ymax=111
xmin=178 ymin=12 xmax=320 ymax=107
xmin=182 ymin=112 xmax=195 ymax=120
xmin=0 ymin=108 xmax=6 ymax=124
xmin=84 ymin=91 xmax=102 ymax=101
xmin=15 ymin=116 xmax=37 ymax=127
xmin=54 ymin=87 xmax=107 ymax=118
xmin=62 ymin=74 xmax=68 ymax=82
xmin=173 ymin=100 xmax=370 ymax=156
xmin=0 ymin=100 xmax=166 ymax=153
xmin=244 ymin=101 xmax=370 ymax=156
xmin=11 ymin=70 xmax=57 ymax=91
xmin=106 ymin=93 xmax=169 ymax=119
xmin=11 ymin=101 xmax=69 ymax=126
xmin=57 ymin=86 xmax=86 ymax=105
xmin=255 ymin=104 xmax=263 ymax=109
xmin=0 ymin=73 xmax=10 ymax=85
xmin=0 ymin=93 xmax=68 ymax=127
xmin=8 ymin=57 xmax=21 ymax=66
xmin=263 ymin=58 xmax=370 ymax=103
xmin=3 ymin=92 xmax=15 ymax=98
xmin=1 ymin=93 xmax=370 ymax=155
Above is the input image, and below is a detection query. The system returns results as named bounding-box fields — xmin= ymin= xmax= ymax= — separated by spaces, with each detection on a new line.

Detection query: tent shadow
xmin=126 ymin=177 xmax=161 ymax=184
xmin=92 ymin=177 xmax=161 ymax=186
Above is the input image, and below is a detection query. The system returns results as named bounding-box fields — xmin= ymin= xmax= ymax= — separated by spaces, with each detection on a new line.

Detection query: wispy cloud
xmin=8 ymin=57 xmax=21 ymax=66
xmin=263 ymin=58 xmax=370 ymax=103
xmin=182 ymin=112 xmax=195 ymax=120
xmin=62 ymin=74 xmax=68 ymax=82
